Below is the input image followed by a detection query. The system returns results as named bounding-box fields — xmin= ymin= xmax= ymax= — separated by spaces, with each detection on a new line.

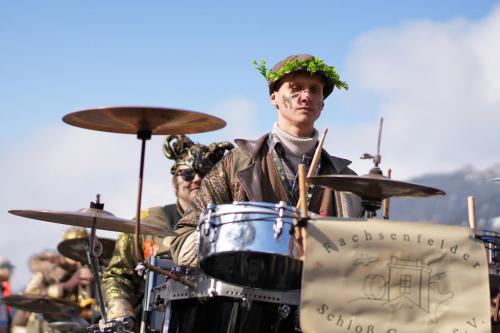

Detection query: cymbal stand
xmin=360 ymin=167 xmax=384 ymax=218
xmin=85 ymin=195 xmax=108 ymax=322
xmin=360 ymin=117 xmax=384 ymax=218
xmin=132 ymin=130 xmax=194 ymax=288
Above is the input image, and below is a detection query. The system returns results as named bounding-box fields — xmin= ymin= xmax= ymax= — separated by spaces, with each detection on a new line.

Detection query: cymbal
xmin=9 ymin=208 xmax=176 ymax=237
xmin=308 ymin=173 xmax=445 ymax=200
xmin=49 ymin=321 xmax=87 ymax=333
xmin=58 ymin=237 xmax=116 ymax=266
xmin=1 ymin=294 xmax=81 ymax=315
xmin=63 ymin=106 xmax=226 ymax=135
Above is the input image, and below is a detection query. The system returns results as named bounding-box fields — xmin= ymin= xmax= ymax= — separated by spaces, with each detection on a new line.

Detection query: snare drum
xmin=150 ymin=268 xmax=300 ymax=333
xmin=198 ymin=201 xmax=302 ymax=290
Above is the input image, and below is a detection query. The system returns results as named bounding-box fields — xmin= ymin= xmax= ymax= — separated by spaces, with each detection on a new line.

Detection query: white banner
xmin=300 ymin=219 xmax=491 ymax=333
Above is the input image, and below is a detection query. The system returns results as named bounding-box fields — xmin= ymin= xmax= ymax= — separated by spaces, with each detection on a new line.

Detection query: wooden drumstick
xmin=335 ymin=191 xmax=344 ymax=218
xmin=468 ymin=195 xmax=476 ymax=229
xmin=309 ymin=128 xmax=328 ymax=179
xmin=296 ymin=128 xmax=328 ymax=208
xmin=382 ymin=168 xmax=392 ymax=220
xmin=298 ymin=164 xmax=308 ymax=256
xmin=298 ymin=164 xmax=308 ymax=218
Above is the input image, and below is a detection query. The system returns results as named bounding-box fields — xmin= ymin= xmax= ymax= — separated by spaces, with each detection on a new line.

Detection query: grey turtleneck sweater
xmin=271 ymin=122 xmax=319 ymax=188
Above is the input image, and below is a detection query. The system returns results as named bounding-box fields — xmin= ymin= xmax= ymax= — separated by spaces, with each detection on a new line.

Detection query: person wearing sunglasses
xmin=101 ymin=135 xmax=233 ymax=332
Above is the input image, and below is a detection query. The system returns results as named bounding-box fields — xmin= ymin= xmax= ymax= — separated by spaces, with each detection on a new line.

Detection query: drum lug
xmin=241 ymin=297 xmax=252 ymax=311
xmin=278 ymin=304 xmax=291 ymax=319
xmin=202 ymin=203 xmax=216 ymax=237
xmin=274 ymin=201 xmax=286 ymax=240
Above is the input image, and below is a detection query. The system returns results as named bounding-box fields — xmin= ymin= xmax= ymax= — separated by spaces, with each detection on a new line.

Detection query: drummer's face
xmin=271 ymin=72 xmax=324 ymax=137
xmin=173 ymin=166 xmax=203 ymax=207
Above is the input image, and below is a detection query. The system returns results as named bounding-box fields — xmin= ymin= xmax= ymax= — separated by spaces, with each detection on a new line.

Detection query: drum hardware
xmin=202 ymin=203 xmax=216 ymax=238
xmin=308 ymin=170 xmax=445 ymax=218
xmin=10 ymin=195 xmax=135 ymax=323
xmin=1 ymin=294 xmax=82 ymax=316
xmin=87 ymin=317 xmax=134 ymax=333
xmin=277 ymin=304 xmax=291 ymax=319
xmin=473 ymin=229 xmax=500 ymax=323
xmin=63 ymin=106 xmax=225 ymax=288
xmin=153 ymin=269 xmax=300 ymax=332
xmin=150 ymin=270 xmax=301 ymax=307
xmin=82 ymin=196 xmax=108 ymax=323
xmin=273 ymin=201 xmax=287 ymax=239
xmin=198 ymin=201 xmax=302 ymax=290
xmin=241 ymin=297 xmax=252 ymax=311
xmin=57 ymin=237 xmax=116 ymax=267
xmin=382 ymin=168 xmax=392 ymax=219
xmin=8 ymin=205 xmax=170 ymax=236
xmin=48 ymin=321 xmax=87 ymax=333
xmin=309 ymin=117 xmax=445 ymax=218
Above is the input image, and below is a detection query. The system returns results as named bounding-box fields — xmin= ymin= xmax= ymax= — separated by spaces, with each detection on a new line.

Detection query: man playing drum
xmin=101 ymin=135 xmax=233 ymax=331
xmin=172 ymin=54 xmax=363 ymax=266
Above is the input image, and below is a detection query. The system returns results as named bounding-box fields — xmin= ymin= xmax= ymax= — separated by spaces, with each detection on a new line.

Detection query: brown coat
xmin=171 ymin=133 xmax=361 ymax=265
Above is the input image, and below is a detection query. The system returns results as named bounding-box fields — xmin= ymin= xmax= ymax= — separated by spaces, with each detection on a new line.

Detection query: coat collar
xmin=235 ymin=133 xmax=353 ymax=174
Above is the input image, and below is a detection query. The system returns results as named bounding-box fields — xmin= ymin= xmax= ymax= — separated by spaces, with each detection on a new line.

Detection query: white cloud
xmin=340 ymin=5 xmax=500 ymax=179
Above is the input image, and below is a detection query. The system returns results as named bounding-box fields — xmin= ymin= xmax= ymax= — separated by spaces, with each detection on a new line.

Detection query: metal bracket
xmin=274 ymin=201 xmax=286 ymax=240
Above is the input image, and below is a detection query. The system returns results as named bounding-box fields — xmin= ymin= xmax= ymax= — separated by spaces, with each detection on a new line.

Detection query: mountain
xmin=389 ymin=164 xmax=500 ymax=230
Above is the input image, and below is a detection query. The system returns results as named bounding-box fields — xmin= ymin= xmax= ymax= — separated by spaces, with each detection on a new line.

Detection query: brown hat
xmin=62 ymin=227 xmax=88 ymax=241
xmin=262 ymin=54 xmax=348 ymax=99
xmin=163 ymin=135 xmax=234 ymax=176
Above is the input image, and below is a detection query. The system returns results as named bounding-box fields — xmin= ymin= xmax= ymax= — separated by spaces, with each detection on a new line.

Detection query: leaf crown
xmin=253 ymin=57 xmax=348 ymax=91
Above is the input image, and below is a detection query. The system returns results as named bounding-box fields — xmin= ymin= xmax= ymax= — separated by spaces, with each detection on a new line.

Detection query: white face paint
xmin=270 ymin=72 xmax=324 ymax=137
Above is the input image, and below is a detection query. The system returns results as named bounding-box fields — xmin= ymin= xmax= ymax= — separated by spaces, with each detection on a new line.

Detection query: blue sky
xmin=1 ymin=1 xmax=500 ymax=290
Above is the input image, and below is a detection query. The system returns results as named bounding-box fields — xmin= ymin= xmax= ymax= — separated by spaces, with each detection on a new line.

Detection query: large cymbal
xmin=62 ymin=106 xmax=226 ymax=135
xmin=58 ymin=237 xmax=116 ymax=266
xmin=308 ymin=173 xmax=445 ymax=200
xmin=1 ymin=294 xmax=81 ymax=315
xmin=48 ymin=321 xmax=87 ymax=333
xmin=9 ymin=208 xmax=176 ymax=236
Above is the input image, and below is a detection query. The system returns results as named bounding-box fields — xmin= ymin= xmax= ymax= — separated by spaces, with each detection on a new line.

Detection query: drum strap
xmin=269 ymin=138 xmax=320 ymax=206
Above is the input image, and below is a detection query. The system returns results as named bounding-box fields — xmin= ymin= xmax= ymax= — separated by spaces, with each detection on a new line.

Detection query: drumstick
xmin=298 ymin=164 xmax=308 ymax=256
xmin=295 ymin=128 xmax=329 ymax=209
xmin=382 ymin=168 xmax=392 ymax=220
xmin=467 ymin=196 xmax=476 ymax=229
xmin=309 ymin=128 xmax=328 ymax=179
xmin=335 ymin=192 xmax=344 ymax=218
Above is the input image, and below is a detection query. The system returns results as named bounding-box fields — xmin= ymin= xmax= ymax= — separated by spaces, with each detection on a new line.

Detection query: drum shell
xmin=198 ymin=202 xmax=302 ymax=290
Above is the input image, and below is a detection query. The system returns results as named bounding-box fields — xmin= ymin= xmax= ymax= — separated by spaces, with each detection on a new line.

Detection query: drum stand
xmin=359 ymin=167 xmax=384 ymax=219
xmin=132 ymin=130 xmax=194 ymax=288
xmin=84 ymin=195 xmax=109 ymax=322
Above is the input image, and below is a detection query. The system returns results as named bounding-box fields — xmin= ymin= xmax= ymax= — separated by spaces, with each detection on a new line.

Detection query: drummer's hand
xmin=78 ymin=267 xmax=93 ymax=286
xmin=62 ymin=267 xmax=93 ymax=291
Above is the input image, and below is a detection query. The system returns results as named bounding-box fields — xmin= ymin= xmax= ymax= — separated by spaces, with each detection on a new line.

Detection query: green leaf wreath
xmin=253 ymin=57 xmax=348 ymax=90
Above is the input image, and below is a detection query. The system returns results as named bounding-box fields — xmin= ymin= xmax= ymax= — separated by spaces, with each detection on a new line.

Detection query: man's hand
xmin=63 ymin=267 xmax=94 ymax=291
